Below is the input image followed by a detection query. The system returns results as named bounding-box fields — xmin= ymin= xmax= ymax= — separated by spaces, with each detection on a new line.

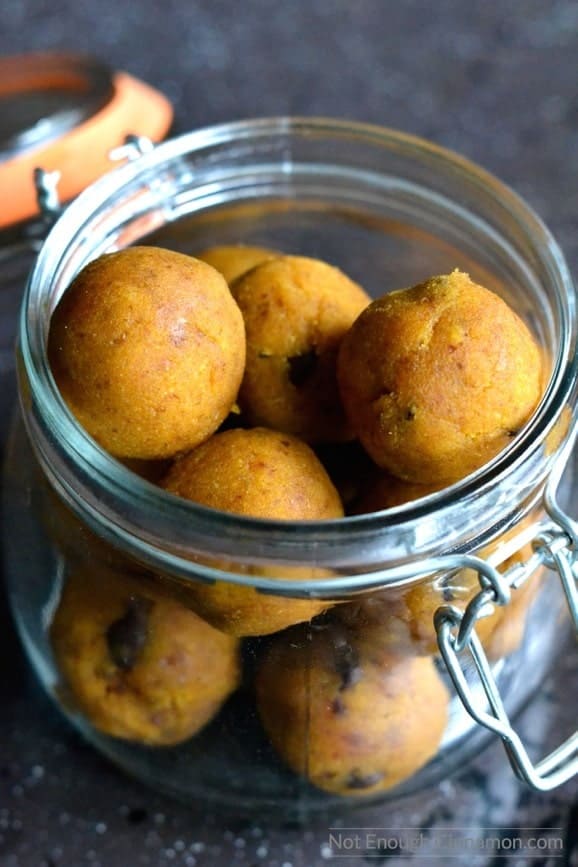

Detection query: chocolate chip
xmin=346 ymin=769 xmax=384 ymax=789
xmin=442 ymin=585 xmax=456 ymax=602
xmin=334 ymin=635 xmax=362 ymax=691
xmin=405 ymin=404 xmax=417 ymax=420
xmin=331 ymin=696 xmax=346 ymax=715
xmin=287 ymin=348 xmax=318 ymax=388
xmin=106 ymin=596 xmax=154 ymax=671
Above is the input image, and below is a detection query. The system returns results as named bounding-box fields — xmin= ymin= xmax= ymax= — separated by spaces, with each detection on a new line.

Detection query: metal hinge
xmin=435 ymin=428 xmax=578 ymax=791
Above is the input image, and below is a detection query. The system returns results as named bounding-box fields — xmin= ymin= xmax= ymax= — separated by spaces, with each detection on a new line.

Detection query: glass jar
xmin=4 ymin=118 xmax=578 ymax=817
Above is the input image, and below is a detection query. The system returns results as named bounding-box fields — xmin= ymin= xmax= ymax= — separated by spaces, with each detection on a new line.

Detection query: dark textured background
xmin=1 ymin=2 xmax=578 ymax=865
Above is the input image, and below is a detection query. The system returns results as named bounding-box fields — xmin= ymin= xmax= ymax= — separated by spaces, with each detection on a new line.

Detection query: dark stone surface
xmin=1 ymin=2 xmax=578 ymax=865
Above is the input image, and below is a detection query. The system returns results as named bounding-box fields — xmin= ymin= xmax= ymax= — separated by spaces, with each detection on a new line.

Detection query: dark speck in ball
xmin=346 ymin=769 xmax=384 ymax=789
xmin=331 ymin=696 xmax=346 ymax=715
xmin=287 ymin=348 xmax=318 ymax=388
xmin=106 ymin=596 xmax=154 ymax=671
xmin=334 ymin=634 xmax=362 ymax=691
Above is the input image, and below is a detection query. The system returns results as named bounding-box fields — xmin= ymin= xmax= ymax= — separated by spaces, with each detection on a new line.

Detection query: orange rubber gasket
xmin=0 ymin=71 xmax=173 ymax=229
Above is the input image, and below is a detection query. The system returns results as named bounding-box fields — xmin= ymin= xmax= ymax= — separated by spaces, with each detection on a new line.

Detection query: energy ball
xmin=231 ymin=255 xmax=370 ymax=443
xmin=338 ymin=270 xmax=543 ymax=484
xmin=161 ymin=427 xmax=344 ymax=636
xmin=196 ymin=244 xmax=278 ymax=284
xmin=349 ymin=476 xmax=544 ymax=657
xmin=336 ymin=522 xmax=539 ymax=656
xmin=414 ymin=521 xmax=544 ymax=659
xmin=51 ymin=568 xmax=240 ymax=746
xmin=48 ymin=246 xmax=246 ymax=459
xmin=382 ymin=569 xmax=506 ymax=654
xmin=256 ymin=621 xmax=449 ymax=796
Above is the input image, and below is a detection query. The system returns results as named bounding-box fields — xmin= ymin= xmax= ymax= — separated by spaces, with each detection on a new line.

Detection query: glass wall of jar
xmin=4 ymin=119 xmax=577 ymax=815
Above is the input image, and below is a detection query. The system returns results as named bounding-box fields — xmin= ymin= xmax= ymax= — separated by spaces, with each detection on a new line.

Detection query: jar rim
xmin=19 ymin=116 xmax=578 ymax=588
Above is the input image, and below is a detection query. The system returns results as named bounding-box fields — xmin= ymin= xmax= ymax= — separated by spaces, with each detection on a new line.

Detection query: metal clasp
xmin=28 ymin=166 xmax=64 ymax=242
xmin=108 ymin=134 xmax=154 ymax=163
xmin=0 ymin=167 xmax=63 ymax=265
xmin=24 ymin=134 xmax=155 ymax=252
xmin=435 ymin=427 xmax=578 ymax=791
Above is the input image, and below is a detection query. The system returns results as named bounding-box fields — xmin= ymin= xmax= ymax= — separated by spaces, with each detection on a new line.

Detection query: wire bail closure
xmin=108 ymin=133 xmax=154 ymax=163
xmin=435 ymin=422 xmax=578 ymax=791
xmin=31 ymin=133 xmax=156 ymax=244
xmin=34 ymin=167 xmax=62 ymax=225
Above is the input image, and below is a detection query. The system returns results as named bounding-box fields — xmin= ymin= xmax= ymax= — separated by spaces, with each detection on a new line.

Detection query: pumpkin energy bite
xmin=161 ymin=426 xmax=344 ymax=635
xmin=196 ymin=244 xmax=279 ymax=284
xmin=48 ymin=246 xmax=246 ymax=459
xmin=256 ymin=621 xmax=449 ymax=796
xmin=51 ymin=569 xmax=241 ymax=746
xmin=337 ymin=514 xmax=541 ymax=658
xmin=232 ymin=255 xmax=370 ymax=442
xmin=338 ymin=270 xmax=543 ymax=485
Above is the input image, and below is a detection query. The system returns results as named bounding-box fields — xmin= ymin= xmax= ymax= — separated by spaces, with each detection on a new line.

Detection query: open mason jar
xmin=4 ymin=118 xmax=578 ymax=817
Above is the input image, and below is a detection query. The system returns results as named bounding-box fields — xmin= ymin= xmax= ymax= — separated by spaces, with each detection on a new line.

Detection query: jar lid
xmin=0 ymin=53 xmax=173 ymax=230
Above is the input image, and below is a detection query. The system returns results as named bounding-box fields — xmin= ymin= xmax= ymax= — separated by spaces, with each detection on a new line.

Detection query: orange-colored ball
xmin=49 ymin=246 xmax=246 ymax=459
xmin=338 ymin=270 xmax=543 ymax=484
